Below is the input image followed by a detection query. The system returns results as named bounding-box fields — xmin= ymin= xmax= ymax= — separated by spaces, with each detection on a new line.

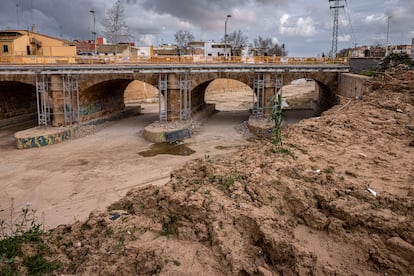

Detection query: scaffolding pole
xmin=62 ymin=74 xmax=80 ymax=126
xmin=159 ymin=74 xmax=168 ymax=122
xmin=275 ymin=73 xmax=283 ymax=96
xmin=35 ymin=74 xmax=51 ymax=126
xmin=253 ymin=73 xmax=265 ymax=117
xmin=179 ymin=72 xmax=191 ymax=121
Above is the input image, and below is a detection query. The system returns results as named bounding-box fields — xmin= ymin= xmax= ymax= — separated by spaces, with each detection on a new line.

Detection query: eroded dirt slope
xmin=21 ymin=70 xmax=414 ymax=275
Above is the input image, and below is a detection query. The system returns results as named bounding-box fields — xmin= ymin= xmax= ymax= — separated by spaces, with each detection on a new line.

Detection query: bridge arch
xmin=280 ymin=72 xmax=339 ymax=115
xmin=0 ymin=81 xmax=37 ymax=127
xmin=79 ymin=78 xmax=134 ymax=122
xmin=200 ymin=78 xmax=255 ymax=112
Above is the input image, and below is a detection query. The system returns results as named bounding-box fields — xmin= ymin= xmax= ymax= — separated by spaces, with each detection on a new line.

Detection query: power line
xmin=344 ymin=0 xmax=357 ymax=46
xmin=329 ymin=0 xmax=345 ymax=57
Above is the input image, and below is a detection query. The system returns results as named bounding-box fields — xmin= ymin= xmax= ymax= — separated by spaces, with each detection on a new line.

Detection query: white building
xmin=204 ymin=41 xmax=231 ymax=57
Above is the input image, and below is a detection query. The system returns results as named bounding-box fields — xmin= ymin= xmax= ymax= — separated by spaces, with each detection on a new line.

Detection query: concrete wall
xmin=338 ymin=73 xmax=370 ymax=98
xmin=349 ymin=57 xmax=381 ymax=73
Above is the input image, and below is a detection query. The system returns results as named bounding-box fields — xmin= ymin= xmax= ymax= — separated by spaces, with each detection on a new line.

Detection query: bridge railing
xmin=0 ymin=55 xmax=349 ymax=65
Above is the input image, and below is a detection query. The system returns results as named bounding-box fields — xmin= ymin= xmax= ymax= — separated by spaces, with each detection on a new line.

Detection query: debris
xmin=315 ymin=169 xmax=321 ymax=173
xmin=396 ymin=109 xmax=404 ymax=113
xmin=367 ymin=188 xmax=377 ymax=197
xmin=358 ymin=153 xmax=367 ymax=158
xmin=109 ymin=212 xmax=121 ymax=221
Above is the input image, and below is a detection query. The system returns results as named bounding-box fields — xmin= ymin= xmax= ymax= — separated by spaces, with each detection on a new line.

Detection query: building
xmin=204 ymin=41 xmax=231 ymax=57
xmin=74 ymin=40 xmax=95 ymax=54
xmin=153 ymin=44 xmax=179 ymax=56
xmin=387 ymin=44 xmax=412 ymax=56
xmin=0 ymin=29 xmax=76 ymax=58
xmin=136 ymin=46 xmax=153 ymax=57
xmin=188 ymin=41 xmax=205 ymax=56
xmin=96 ymin=43 xmax=138 ymax=59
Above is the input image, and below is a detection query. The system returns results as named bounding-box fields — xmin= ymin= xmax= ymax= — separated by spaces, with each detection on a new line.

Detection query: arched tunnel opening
xmin=124 ymin=80 xmax=160 ymax=115
xmin=192 ymin=78 xmax=255 ymax=119
xmin=124 ymin=80 xmax=159 ymax=105
xmin=205 ymin=79 xmax=254 ymax=112
xmin=76 ymin=79 xmax=160 ymax=126
xmin=0 ymin=81 xmax=38 ymax=130
xmin=80 ymin=79 xmax=132 ymax=122
xmin=282 ymin=78 xmax=337 ymax=125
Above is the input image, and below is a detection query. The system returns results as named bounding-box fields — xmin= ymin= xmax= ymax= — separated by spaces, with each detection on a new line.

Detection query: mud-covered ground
xmin=3 ymin=70 xmax=414 ymax=275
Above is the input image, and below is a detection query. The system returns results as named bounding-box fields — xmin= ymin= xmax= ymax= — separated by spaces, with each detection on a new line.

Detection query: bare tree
xmin=253 ymin=36 xmax=287 ymax=56
xmin=224 ymin=29 xmax=248 ymax=56
xmin=174 ymin=30 xmax=195 ymax=55
xmin=102 ymin=0 xmax=130 ymax=53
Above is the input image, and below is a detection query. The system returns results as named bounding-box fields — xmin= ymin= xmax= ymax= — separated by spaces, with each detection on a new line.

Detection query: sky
xmin=0 ymin=0 xmax=413 ymax=56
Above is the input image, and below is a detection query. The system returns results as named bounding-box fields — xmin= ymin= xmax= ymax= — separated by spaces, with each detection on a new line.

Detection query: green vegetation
xmin=269 ymin=93 xmax=297 ymax=159
xmin=0 ymin=205 xmax=62 ymax=275
xmin=160 ymin=214 xmax=179 ymax=236
xmin=377 ymin=53 xmax=413 ymax=72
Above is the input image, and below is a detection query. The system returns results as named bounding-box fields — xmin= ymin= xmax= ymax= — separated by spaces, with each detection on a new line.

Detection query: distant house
xmin=188 ymin=41 xmax=205 ymax=56
xmin=153 ymin=44 xmax=179 ymax=56
xmin=204 ymin=41 xmax=231 ymax=57
xmin=387 ymin=44 xmax=412 ymax=56
xmin=0 ymin=29 xmax=76 ymax=57
xmin=96 ymin=43 xmax=138 ymax=59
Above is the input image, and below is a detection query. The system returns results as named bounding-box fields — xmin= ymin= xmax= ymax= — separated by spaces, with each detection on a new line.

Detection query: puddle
xmin=139 ymin=142 xmax=195 ymax=157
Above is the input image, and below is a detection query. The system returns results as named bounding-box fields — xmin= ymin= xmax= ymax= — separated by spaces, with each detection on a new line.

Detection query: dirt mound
xmin=5 ymin=70 xmax=414 ymax=275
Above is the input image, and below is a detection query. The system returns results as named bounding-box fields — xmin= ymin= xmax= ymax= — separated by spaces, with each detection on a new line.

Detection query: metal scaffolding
xmin=179 ymin=72 xmax=191 ymax=121
xmin=159 ymin=74 xmax=168 ymax=122
xmin=253 ymin=73 xmax=265 ymax=117
xmin=35 ymin=74 xmax=51 ymax=126
xmin=275 ymin=73 xmax=283 ymax=96
xmin=62 ymin=74 xmax=80 ymax=126
xmin=274 ymin=74 xmax=284 ymax=113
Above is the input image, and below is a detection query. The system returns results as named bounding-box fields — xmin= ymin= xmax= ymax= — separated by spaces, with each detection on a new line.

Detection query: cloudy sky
xmin=0 ymin=0 xmax=413 ymax=56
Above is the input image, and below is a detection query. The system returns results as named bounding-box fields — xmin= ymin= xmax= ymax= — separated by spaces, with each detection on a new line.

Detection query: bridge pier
xmin=160 ymin=73 xmax=192 ymax=122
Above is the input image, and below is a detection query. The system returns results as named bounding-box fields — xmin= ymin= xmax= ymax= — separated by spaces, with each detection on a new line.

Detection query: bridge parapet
xmin=0 ymin=55 xmax=349 ymax=66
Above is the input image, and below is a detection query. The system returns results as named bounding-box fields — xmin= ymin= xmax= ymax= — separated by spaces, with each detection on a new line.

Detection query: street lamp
xmin=224 ymin=14 xmax=232 ymax=58
xmin=89 ymin=10 xmax=97 ymax=55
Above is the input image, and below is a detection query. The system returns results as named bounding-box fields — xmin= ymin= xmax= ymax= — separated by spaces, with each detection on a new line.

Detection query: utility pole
xmin=386 ymin=16 xmax=392 ymax=56
xmin=329 ymin=0 xmax=344 ymax=58
xmin=90 ymin=10 xmax=97 ymax=55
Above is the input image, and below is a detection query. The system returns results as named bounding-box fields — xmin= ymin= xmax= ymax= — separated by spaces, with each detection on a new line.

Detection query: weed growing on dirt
xmin=286 ymin=143 xmax=308 ymax=155
xmin=0 ymin=200 xmax=62 ymax=275
xmin=323 ymin=166 xmax=335 ymax=174
xmin=269 ymin=93 xmax=297 ymax=159
xmin=219 ymin=176 xmax=235 ymax=190
xmin=204 ymin=155 xmax=212 ymax=163
xmin=160 ymin=215 xmax=179 ymax=236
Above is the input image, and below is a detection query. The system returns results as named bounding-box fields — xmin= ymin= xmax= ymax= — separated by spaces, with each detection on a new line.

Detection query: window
xmin=3 ymin=45 xmax=8 ymax=53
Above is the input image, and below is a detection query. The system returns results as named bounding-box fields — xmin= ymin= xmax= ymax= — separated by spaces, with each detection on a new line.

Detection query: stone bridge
xmin=0 ymin=64 xmax=349 ymax=129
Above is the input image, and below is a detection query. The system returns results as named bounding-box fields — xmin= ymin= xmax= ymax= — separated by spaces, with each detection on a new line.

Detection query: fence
xmin=0 ymin=55 xmax=348 ymax=65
